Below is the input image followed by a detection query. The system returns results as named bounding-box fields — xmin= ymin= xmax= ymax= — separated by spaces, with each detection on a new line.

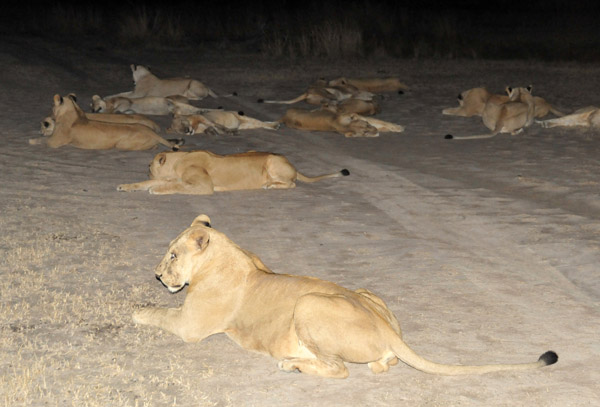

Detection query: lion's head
xmin=90 ymin=95 xmax=109 ymax=113
xmin=167 ymin=114 xmax=195 ymax=135
xmin=341 ymin=114 xmax=379 ymax=137
xmin=154 ymin=215 xmax=212 ymax=293
xmin=52 ymin=94 xmax=85 ymax=121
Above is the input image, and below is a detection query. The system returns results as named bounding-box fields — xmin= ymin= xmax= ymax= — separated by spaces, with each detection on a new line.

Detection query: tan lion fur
xmin=167 ymin=111 xmax=280 ymax=136
xmin=280 ymin=108 xmax=379 ymax=137
xmin=443 ymin=87 xmax=564 ymax=118
xmin=40 ymin=113 xmax=160 ymax=137
xmin=537 ymin=106 xmax=600 ymax=129
xmin=117 ymin=150 xmax=349 ymax=195
xmin=30 ymin=94 xmax=178 ymax=150
xmin=328 ymin=77 xmax=409 ymax=93
xmin=132 ymin=214 xmax=558 ymax=378
xmin=91 ymin=94 xmax=189 ymax=115
xmin=259 ymin=79 xmax=374 ymax=105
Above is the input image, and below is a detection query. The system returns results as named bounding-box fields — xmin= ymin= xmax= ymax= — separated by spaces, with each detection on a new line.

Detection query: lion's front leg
xmin=117 ymin=179 xmax=165 ymax=192
xmin=133 ymin=306 xmax=204 ymax=343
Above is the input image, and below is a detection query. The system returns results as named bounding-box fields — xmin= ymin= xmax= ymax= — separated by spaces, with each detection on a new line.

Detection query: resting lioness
xmin=40 ymin=112 xmax=161 ymax=137
xmin=321 ymin=98 xmax=381 ymax=116
xmin=117 ymin=150 xmax=349 ymax=195
xmin=30 ymin=94 xmax=180 ymax=150
xmin=328 ymin=77 xmax=409 ymax=93
xmin=108 ymin=64 xmax=219 ymax=100
xmin=167 ymin=111 xmax=280 ymax=136
xmin=91 ymin=94 xmax=189 ymax=115
xmin=280 ymin=108 xmax=379 ymax=137
xmin=443 ymin=87 xmax=564 ymax=118
xmin=537 ymin=106 xmax=600 ymax=129
xmin=132 ymin=214 xmax=558 ymax=378
xmin=258 ymin=79 xmax=374 ymax=105
xmin=447 ymin=86 xmax=536 ymax=140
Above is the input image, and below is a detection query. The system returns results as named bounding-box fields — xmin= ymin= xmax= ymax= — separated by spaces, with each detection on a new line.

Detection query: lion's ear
xmin=191 ymin=214 xmax=212 ymax=228
xmin=67 ymin=93 xmax=77 ymax=102
xmin=188 ymin=228 xmax=210 ymax=252
xmin=157 ymin=153 xmax=167 ymax=165
xmin=130 ymin=64 xmax=136 ymax=72
xmin=53 ymin=94 xmax=63 ymax=106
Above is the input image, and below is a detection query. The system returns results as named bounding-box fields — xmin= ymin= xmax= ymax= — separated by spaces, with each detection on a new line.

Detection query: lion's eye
xmin=170 ymin=253 xmax=177 ymax=260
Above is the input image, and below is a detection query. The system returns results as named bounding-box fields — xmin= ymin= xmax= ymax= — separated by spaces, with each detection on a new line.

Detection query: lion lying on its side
xmin=328 ymin=77 xmax=409 ymax=94
xmin=537 ymin=106 xmax=600 ymax=128
xmin=167 ymin=111 xmax=280 ymax=136
xmin=30 ymin=94 xmax=180 ymax=150
xmin=132 ymin=214 xmax=558 ymax=378
xmin=109 ymin=64 xmax=219 ymax=100
xmin=91 ymin=94 xmax=189 ymax=115
xmin=117 ymin=150 xmax=349 ymax=195
xmin=443 ymin=87 xmax=564 ymax=118
xmin=280 ymin=108 xmax=404 ymax=137
xmin=258 ymin=79 xmax=375 ymax=105
xmin=40 ymin=112 xmax=161 ymax=136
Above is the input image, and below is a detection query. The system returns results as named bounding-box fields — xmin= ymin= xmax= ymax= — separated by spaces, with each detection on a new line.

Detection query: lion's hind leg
xmin=149 ymin=166 xmax=214 ymax=195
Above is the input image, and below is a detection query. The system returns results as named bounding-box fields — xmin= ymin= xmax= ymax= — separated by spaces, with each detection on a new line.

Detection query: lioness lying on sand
xmin=446 ymin=86 xmax=536 ymax=140
xmin=443 ymin=87 xmax=564 ymax=118
xmin=537 ymin=106 xmax=600 ymax=128
xmin=91 ymin=94 xmax=189 ymax=115
xmin=117 ymin=150 xmax=349 ymax=195
xmin=109 ymin=64 xmax=219 ymax=100
xmin=280 ymin=108 xmax=404 ymax=137
xmin=30 ymin=94 xmax=180 ymax=150
xmin=328 ymin=77 xmax=409 ymax=94
xmin=40 ymin=112 xmax=161 ymax=137
xmin=132 ymin=214 xmax=558 ymax=378
xmin=167 ymin=111 xmax=280 ymax=136
xmin=258 ymin=79 xmax=374 ymax=105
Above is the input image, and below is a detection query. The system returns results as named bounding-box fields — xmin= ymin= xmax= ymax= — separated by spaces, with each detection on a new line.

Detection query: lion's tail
xmin=163 ymin=138 xmax=185 ymax=151
xmin=296 ymin=169 xmax=350 ymax=183
xmin=549 ymin=105 xmax=566 ymax=117
xmin=257 ymin=93 xmax=308 ymax=105
xmin=391 ymin=336 xmax=557 ymax=375
xmin=444 ymin=133 xmax=499 ymax=140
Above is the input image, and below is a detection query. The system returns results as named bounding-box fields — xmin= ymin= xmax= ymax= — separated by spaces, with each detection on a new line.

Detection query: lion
xmin=108 ymin=64 xmax=219 ymax=100
xmin=132 ymin=214 xmax=558 ymax=378
xmin=40 ymin=113 xmax=161 ymax=137
xmin=258 ymin=79 xmax=375 ymax=105
xmin=537 ymin=106 xmax=600 ymax=129
xmin=91 ymin=94 xmax=189 ymax=115
xmin=321 ymin=98 xmax=381 ymax=116
xmin=446 ymin=86 xmax=536 ymax=140
xmin=443 ymin=87 xmax=564 ymax=118
xmin=167 ymin=111 xmax=280 ymax=136
xmin=280 ymin=108 xmax=379 ymax=137
xmin=328 ymin=77 xmax=409 ymax=94
xmin=117 ymin=150 xmax=349 ymax=195
xmin=30 ymin=94 xmax=181 ymax=150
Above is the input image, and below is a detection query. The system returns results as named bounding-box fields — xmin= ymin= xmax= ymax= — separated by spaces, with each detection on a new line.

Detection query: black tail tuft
xmin=444 ymin=134 xmax=454 ymax=139
xmin=398 ymin=90 xmax=404 ymax=95
xmin=168 ymin=138 xmax=185 ymax=151
xmin=340 ymin=169 xmax=350 ymax=176
xmin=257 ymin=98 xmax=265 ymax=103
xmin=238 ymin=111 xmax=245 ymax=116
xmin=217 ymin=106 xmax=223 ymax=110
xmin=538 ymin=351 xmax=558 ymax=366
xmin=232 ymin=91 xmax=238 ymax=96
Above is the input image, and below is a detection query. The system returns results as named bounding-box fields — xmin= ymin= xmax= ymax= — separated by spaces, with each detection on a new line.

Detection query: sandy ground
xmin=1 ymin=35 xmax=599 ymax=406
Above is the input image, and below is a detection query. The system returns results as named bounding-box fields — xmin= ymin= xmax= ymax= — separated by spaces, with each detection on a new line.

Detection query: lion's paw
xmin=278 ymin=360 xmax=301 ymax=373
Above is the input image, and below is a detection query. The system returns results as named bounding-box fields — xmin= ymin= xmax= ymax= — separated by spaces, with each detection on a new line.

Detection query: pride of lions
xmin=30 ymin=64 xmax=565 ymax=378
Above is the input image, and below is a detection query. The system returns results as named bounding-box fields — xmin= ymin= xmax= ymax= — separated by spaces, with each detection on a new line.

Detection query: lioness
xmin=117 ymin=150 xmax=349 ymax=195
xmin=109 ymin=64 xmax=219 ymax=100
xmin=30 ymin=94 xmax=180 ymax=150
xmin=328 ymin=77 xmax=409 ymax=93
xmin=280 ymin=108 xmax=379 ymax=137
xmin=132 ymin=214 xmax=558 ymax=378
xmin=258 ymin=80 xmax=374 ymax=105
xmin=321 ymin=98 xmax=381 ymax=116
xmin=40 ymin=113 xmax=160 ymax=137
xmin=167 ymin=111 xmax=280 ymax=136
xmin=443 ymin=87 xmax=564 ymax=118
xmin=91 ymin=94 xmax=189 ymax=115
xmin=537 ymin=106 xmax=600 ymax=128
xmin=447 ymin=86 xmax=536 ymax=140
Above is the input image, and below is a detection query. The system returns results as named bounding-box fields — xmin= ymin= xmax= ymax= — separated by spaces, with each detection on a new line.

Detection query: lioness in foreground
xmin=30 ymin=94 xmax=180 ymax=150
xmin=117 ymin=150 xmax=349 ymax=195
xmin=91 ymin=94 xmax=189 ymax=115
xmin=167 ymin=111 xmax=280 ymax=136
xmin=442 ymin=87 xmax=564 ymax=118
xmin=109 ymin=64 xmax=219 ymax=100
xmin=132 ymin=214 xmax=558 ymax=378
xmin=537 ymin=106 xmax=600 ymax=128
xmin=446 ymin=86 xmax=536 ymax=140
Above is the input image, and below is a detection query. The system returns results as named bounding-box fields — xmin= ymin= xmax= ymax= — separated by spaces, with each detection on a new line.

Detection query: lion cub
xmin=117 ymin=150 xmax=349 ymax=195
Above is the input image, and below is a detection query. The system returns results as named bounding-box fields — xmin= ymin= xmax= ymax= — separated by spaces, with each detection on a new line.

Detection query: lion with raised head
xmin=91 ymin=94 xmax=189 ymax=115
xmin=167 ymin=111 xmax=280 ymax=136
xmin=109 ymin=64 xmax=219 ymax=100
xmin=117 ymin=150 xmax=349 ymax=195
xmin=30 ymin=94 xmax=180 ymax=150
xmin=327 ymin=77 xmax=409 ymax=94
xmin=132 ymin=214 xmax=558 ymax=378
xmin=447 ymin=86 xmax=536 ymax=140
xmin=443 ymin=87 xmax=564 ymax=118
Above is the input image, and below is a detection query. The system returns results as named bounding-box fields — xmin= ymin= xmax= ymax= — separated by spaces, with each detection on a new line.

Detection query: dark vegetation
xmin=2 ymin=0 xmax=599 ymax=61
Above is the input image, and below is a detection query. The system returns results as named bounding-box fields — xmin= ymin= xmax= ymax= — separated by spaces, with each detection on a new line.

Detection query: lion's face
xmin=341 ymin=115 xmax=378 ymax=137
xmin=90 ymin=95 xmax=108 ymax=113
xmin=40 ymin=117 xmax=55 ymax=136
xmin=167 ymin=115 xmax=194 ymax=135
xmin=154 ymin=215 xmax=212 ymax=293
xmin=131 ymin=64 xmax=152 ymax=85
